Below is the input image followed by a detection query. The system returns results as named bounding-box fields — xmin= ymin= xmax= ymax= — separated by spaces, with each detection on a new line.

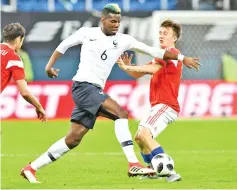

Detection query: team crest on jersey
xmin=113 ymin=40 xmax=118 ymax=48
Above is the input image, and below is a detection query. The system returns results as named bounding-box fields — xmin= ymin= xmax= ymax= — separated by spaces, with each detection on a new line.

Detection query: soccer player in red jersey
xmin=1 ymin=23 xmax=46 ymax=121
xmin=117 ymin=20 xmax=200 ymax=182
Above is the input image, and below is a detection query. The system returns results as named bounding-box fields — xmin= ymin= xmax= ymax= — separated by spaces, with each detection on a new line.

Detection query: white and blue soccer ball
xmin=151 ymin=153 xmax=174 ymax=176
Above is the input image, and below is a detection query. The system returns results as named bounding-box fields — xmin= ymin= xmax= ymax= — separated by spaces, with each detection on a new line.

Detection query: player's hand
xmin=35 ymin=106 xmax=47 ymax=122
xmin=121 ymin=52 xmax=133 ymax=65
xmin=183 ymin=57 xmax=201 ymax=71
xmin=116 ymin=57 xmax=127 ymax=70
xmin=45 ymin=67 xmax=60 ymax=78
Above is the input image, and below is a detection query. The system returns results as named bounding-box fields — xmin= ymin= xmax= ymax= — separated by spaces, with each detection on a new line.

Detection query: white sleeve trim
xmin=6 ymin=60 xmax=24 ymax=69
xmin=171 ymin=60 xmax=178 ymax=67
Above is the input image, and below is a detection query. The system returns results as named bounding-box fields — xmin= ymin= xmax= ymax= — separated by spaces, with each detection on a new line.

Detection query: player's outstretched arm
xmin=45 ymin=27 xmax=87 ymax=78
xmin=128 ymin=37 xmax=200 ymax=71
xmin=16 ymin=79 xmax=46 ymax=122
xmin=163 ymin=51 xmax=200 ymax=71
xmin=118 ymin=53 xmax=146 ymax=78
xmin=117 ymin=56 xmax=162 ymax=74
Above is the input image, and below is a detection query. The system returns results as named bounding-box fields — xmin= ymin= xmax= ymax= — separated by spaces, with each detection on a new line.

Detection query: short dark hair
xmin=161 ymin=20 xmax=182 ymax=42
xmin=102 ymin=3 xmax=121 ymax=17
xmin=2 ymin=23 xmax=25 ymax=43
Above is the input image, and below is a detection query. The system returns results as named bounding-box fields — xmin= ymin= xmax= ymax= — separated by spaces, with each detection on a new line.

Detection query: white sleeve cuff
xmin=178 ymin=54 xmax=185 ymax=61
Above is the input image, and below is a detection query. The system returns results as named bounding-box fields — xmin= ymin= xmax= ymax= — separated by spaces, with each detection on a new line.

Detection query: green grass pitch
xmin=1 ymin=119 xmax=237 ymax=189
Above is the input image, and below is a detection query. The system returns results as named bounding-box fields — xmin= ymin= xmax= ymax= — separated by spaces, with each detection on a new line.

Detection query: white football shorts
xmin=138 ymin=104 xmax=178 ymax=139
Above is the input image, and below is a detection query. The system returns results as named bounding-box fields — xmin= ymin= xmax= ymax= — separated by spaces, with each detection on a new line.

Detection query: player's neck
xmin=161 ymin=45 xmax=175 ymax=49
xmin=2 ymin=42 xmax=16 ymax=51
xmin=100 ymin=27 xmax=115 ymax=36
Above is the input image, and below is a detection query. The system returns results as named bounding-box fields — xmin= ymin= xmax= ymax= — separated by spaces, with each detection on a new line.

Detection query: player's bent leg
xmin=137 ymin=104 xmax=171 ymax=161
xmin=99 ymin=98 xmax=155 ymax=176
xmin=21 ymin=122 xmax=89 ymax=183
xmin=134 ymin=104 xmax=170 ymax=179
xmin=135 ymin=129 xmax=175 ymax=180
xmin=137 ymin=104 xmax=182 ymax=181
xmin=134 ymin=128 xmax=162 ymax=179
xmin=134 ymin=136 xmax=160 ymax=180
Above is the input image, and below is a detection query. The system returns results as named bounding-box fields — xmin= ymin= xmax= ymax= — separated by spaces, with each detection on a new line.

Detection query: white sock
xmin=114 ymin=119 xmax=139 ymax=163
xmin=31 ymin=137 xmax=70 ymax=171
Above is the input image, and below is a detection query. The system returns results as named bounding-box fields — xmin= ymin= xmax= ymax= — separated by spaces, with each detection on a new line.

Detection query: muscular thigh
xmin=98 ymin=97 xmax=127 ymax=120
xmin=100 ymin=98 xmax=122 ymax=114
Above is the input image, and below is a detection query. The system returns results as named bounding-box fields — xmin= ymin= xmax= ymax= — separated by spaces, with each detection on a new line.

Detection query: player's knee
xmin=65 ymin=122 xmax=88 ymax=149
xmin=65 ymin=136 xmax=81 ymax=149
xmin=65 ymin=132 xmax=84 ymax=149
xmin=135 ymin=137 xmax=145 ymax=149
xmin=135 ymin=128 xmax=152 ymax=143
xmin=135 ymin=132 xmax=145 ymax=143
xmin=135 ymin=133 xmax=142 ymax=144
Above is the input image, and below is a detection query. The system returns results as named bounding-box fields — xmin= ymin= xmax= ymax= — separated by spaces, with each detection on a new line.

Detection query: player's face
xmin=101 ymin=13 xmax=121 ymax=35
xmin=159 ymin=27 xmax=177 ymax=48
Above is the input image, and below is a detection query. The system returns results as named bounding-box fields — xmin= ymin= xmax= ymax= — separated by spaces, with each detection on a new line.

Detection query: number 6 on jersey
xmin=101 ymin=50 xmax=107 ymax=60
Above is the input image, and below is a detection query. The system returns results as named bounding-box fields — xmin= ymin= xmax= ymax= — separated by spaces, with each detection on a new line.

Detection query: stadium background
xmin=1 ymin=0 xmax=237 ymax=189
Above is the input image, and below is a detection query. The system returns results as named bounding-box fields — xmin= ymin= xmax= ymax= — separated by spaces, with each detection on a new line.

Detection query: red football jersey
xmin=1 ymin=43 xmax=25 ymax=93
xmin=149 ymin=47 xmax=182 ymax=113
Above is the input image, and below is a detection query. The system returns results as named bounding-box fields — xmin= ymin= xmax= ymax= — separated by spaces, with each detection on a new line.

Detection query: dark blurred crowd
xmin=1 ymin=0 xmax=237 ymax=12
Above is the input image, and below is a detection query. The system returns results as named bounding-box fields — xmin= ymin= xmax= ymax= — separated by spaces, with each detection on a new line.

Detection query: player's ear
xmin=173 ymin=36 xmax=177 ymax=43
xmin=101 ymin=18 xmax=106 ymax=27
xmin=20 ymin=37 xmax=25 ymax=44
xmin=15 ymin=36 xmax=21 ymax=45
xmin=101 ymin=17 xmax=106 ymax=23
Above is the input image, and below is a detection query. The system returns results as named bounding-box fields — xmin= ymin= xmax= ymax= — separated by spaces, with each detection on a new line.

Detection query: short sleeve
xmin=166 ymin=47 xmax=181 ymax=66
xmin=168 ymin=47 xmax=180 ymax=54
xmin=153 ymin=58 xmax=167 ymax=67
xmin=5 ymin=52 xmax=25 ymax=81
xmin=56 ymin=27 xmax=88 ymax=54
xmin=12 ymin=67 xmax=26 ymax=81
xmin=6 ymin=52 xmax=24 ymax=70
xmin=153 ymin=47 xmax=181 ymax=67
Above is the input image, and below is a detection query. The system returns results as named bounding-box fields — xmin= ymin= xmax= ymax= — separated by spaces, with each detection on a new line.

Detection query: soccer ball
xmin=151 ymin=153 xmax=174 ymax=176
